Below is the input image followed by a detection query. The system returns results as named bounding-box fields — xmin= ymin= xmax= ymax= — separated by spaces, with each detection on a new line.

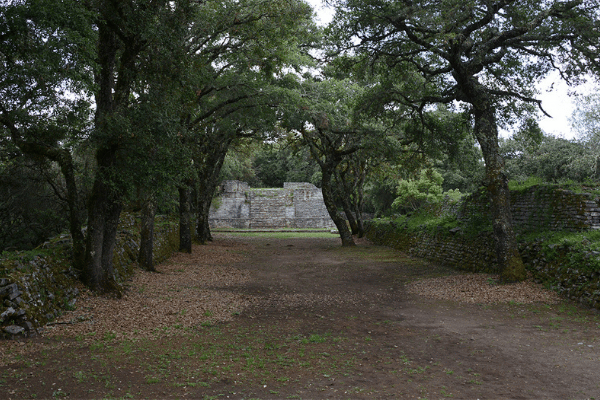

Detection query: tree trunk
xmin=58 ymin=153 xmax=86 ymax=271
xmin=101 ymin=196 xmax=122 ymax=288
xmin=354 ymin=194 xmax=365 ymax=238
xmin=472 ymin=99 xmax=526 ymax=282
xmin=322 ymin=159 xmax=355 ymax=247
xmin=194 ymin=134 xmax=232 ymax=244
xmin=196 ymin=195 xmax=213 ymax=244
xmin=340 ymin=198 xmax=358 ymax=235
xmin=15 ymin=140 xmax=86 ymax=271
xmin=179 ymin=186 xmax=192 ymax=253
xmin=139 ymin=196 xmax=156 ymax=270
xmin=354 ymin=168 xmax=366 ymax=238
xmin=83 ymin=171 xmax=122 ymax=293
xmin=336 ymin=170 xmax=359 ymax=235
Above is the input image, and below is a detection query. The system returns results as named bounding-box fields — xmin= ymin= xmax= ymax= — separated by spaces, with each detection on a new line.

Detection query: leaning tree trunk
xmin=472 ymin=98 xmax=526 ymax=282
xmin=322 ymin=158 xmax=355 ymax=247
xmin=16 ymin=140 xmax=86 ymax=271
xmin=58 ymin=153 xmax=86 ymax=272
xmin=336 ymin=170 xmax=359 ymax=235
xmin=353 ymin=180 xmax=365 ymax=238
xmin=138 ymin=195 xmax=156 ymax=271
xmin=196 ymin=192 xmax=213 ymax=244
xmin=178 ymin=186 xmax=192 ymax=253
xmin=195 ymin=135 xmax=232 ymax=244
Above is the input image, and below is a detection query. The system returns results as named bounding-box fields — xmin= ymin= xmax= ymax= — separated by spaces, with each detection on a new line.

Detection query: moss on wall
xmin=0 ymin=212 xmax=180 ymax=338
xmin=366 ymin=185 xmax=600 ymax=310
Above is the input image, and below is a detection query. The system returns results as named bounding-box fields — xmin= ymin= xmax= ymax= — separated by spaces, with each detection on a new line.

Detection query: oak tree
xmin=328 ymin=0 xmax=600 ymax=280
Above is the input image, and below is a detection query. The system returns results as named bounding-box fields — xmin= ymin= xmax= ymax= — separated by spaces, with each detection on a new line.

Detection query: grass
xmin=216 ymin=231 xmax=337 ymax=239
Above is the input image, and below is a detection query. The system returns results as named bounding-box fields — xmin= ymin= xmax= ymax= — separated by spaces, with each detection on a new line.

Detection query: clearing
xmin=2 ymin=235 xmax=599 ymax=399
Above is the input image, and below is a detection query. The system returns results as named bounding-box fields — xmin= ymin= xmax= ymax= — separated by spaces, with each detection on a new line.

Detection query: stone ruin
xmin=209 ymin=181 xmax=335 ymax=229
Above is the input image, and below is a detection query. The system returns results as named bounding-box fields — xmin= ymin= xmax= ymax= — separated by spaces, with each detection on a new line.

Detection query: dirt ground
xmin=2 ymin=235 xmax=600 ymax=399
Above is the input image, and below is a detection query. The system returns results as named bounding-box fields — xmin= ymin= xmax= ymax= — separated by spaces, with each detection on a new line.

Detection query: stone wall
xmin=365 ymin=184 xmax=600 ymax=310
xmin=459 ymin=186 xmax=600 ymax=232
xmin=365 ymin=222 xmax=498 ymax=274
xmin=209 ymin=181 xmax=335 ymax=229
xmin=0 ymin=213 xmax=180 ymax=338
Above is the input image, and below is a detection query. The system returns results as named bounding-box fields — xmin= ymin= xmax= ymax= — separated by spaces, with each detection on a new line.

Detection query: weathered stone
xmin=0 ymin=283 xmax=17 ymax=298
xmin=3 ymin=325 xmax=25 ymax=335
xmin=0 ymin=307 xmax=15 ymax=319
xmin=210 ymin=181 xmax=335 ymax=229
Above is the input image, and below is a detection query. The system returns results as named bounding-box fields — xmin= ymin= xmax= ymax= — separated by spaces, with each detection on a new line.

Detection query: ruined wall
xmin=1 ymin=214 xmax=179 ymax=338
xmin=459 ymin=186 xmax=600 ymax=232
xmin=365 ymin=185 xmax=600 ymax=309
xmin=209 ymin=181 xmax=335 ymax=229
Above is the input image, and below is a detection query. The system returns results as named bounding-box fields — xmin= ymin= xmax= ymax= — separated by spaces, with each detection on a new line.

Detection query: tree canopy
xmin=3 ymin=0 xmax=600 ymax=291
xmin=326 ymin=0 xmax=600 ymax=281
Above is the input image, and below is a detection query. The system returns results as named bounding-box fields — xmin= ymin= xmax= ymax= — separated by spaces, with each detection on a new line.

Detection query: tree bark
xmin=83 ymin=166 xmax=122 ymax=293
xmin=353 ymin=182 xmax=365 ymax=238
xmin=194 ymin=133 xmax=233 ymax=244
xmin=58 ymin=152 xmax=86 ymax=271
xmin=139 ymin=196 xmax=156 ymax=270
xmin=336 ymin=170 xmax=359 ymax=235
xmin=179 ymin=186 xmax=192 ymax=253
xmin=196 ymin=193 xmax=213 ymax=244
xmin=322 ymin=158 xmax=355 ymax=247
xmin=471 ymin=95 xmax=526 ymax=282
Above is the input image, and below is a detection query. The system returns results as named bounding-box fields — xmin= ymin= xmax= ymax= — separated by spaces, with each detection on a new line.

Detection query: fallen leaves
xmin=406 ymin=274 xmax=561 ymax=304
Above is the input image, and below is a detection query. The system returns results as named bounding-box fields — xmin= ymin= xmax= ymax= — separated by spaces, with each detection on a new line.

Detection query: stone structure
xmin=459 ymin=186 xmax=600 ymax=232
xmin=365 ymin=184 xmax=600 ymax=310
xmin=209 ymin=181 xmax=335 ymax=229
xmin=0 ymin=214 xmax=180 ymax=338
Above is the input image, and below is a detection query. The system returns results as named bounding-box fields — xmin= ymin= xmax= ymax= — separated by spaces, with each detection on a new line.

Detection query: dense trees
xmin=177 ymin=0 xmax=316 ymax=244
xmin=3 ymin=0 xmax=600 ymax=291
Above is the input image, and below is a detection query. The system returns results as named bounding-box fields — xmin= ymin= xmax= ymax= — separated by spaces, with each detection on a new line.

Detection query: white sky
xmin=306 ymin=0 xmax=594 ymax=140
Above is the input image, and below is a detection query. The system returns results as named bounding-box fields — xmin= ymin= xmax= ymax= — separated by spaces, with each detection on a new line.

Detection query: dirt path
xmin=2 ymin=236 xmax=600 ymax=399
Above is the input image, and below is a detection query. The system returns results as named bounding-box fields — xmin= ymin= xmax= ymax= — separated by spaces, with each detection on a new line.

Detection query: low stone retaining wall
xmin=365 ymin=220 xmax=600 ymax=310
xmin=460 ymin=185 xmax=600 ymax=232
xmin=0 ymin=213 xmax=179 ymax=339
xmin=365 ymin=221 xmax=498 ymax=273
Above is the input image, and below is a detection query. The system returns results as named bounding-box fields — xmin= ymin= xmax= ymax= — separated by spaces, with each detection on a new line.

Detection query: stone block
xmin=3 ymin=325 xmax=25 ymax=336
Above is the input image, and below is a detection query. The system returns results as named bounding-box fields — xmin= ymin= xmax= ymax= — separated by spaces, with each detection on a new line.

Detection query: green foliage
xmin=501 ymin=133 xmax=594 ymax=184
xmin=523 ymin=230 xmax=600 ymax=275
xmin=0 ymin=157 xmax=70 ymax=251
xmin=392 ymin=169 xmax=463 ymax=213
xmin=508 ymin=176 xmax=546 ymax=192
xmin=251 ymin=142 xmax=320 ymax=188
xmin=571 ymin=91 xmax=600 ymax=150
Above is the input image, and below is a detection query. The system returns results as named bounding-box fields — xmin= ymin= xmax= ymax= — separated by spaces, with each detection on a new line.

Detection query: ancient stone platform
xmin=209 ymin=181 xmax=335 ymax=229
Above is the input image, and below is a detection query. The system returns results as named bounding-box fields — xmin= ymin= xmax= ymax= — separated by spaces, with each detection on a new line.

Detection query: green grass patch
xmin=216 ymin=231 xmax=337 ymax=239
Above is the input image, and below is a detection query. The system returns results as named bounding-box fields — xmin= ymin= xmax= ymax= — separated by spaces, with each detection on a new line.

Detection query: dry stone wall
xmin=459 ymin=186 xmax=600 ymax=232
xmin=209 ymin=181 xmax=335 ymax=229
xmin=366 ymin=185 xmax=600 ymax=309
xmin=0 ymin=213 xmax=179 ymax=339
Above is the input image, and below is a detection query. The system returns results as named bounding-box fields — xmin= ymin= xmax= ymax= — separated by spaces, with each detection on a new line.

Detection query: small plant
xmin=145 ymin=376 xmax=161 ymax=384
xmin=302 ymin=333 xmax=328 ymax=344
